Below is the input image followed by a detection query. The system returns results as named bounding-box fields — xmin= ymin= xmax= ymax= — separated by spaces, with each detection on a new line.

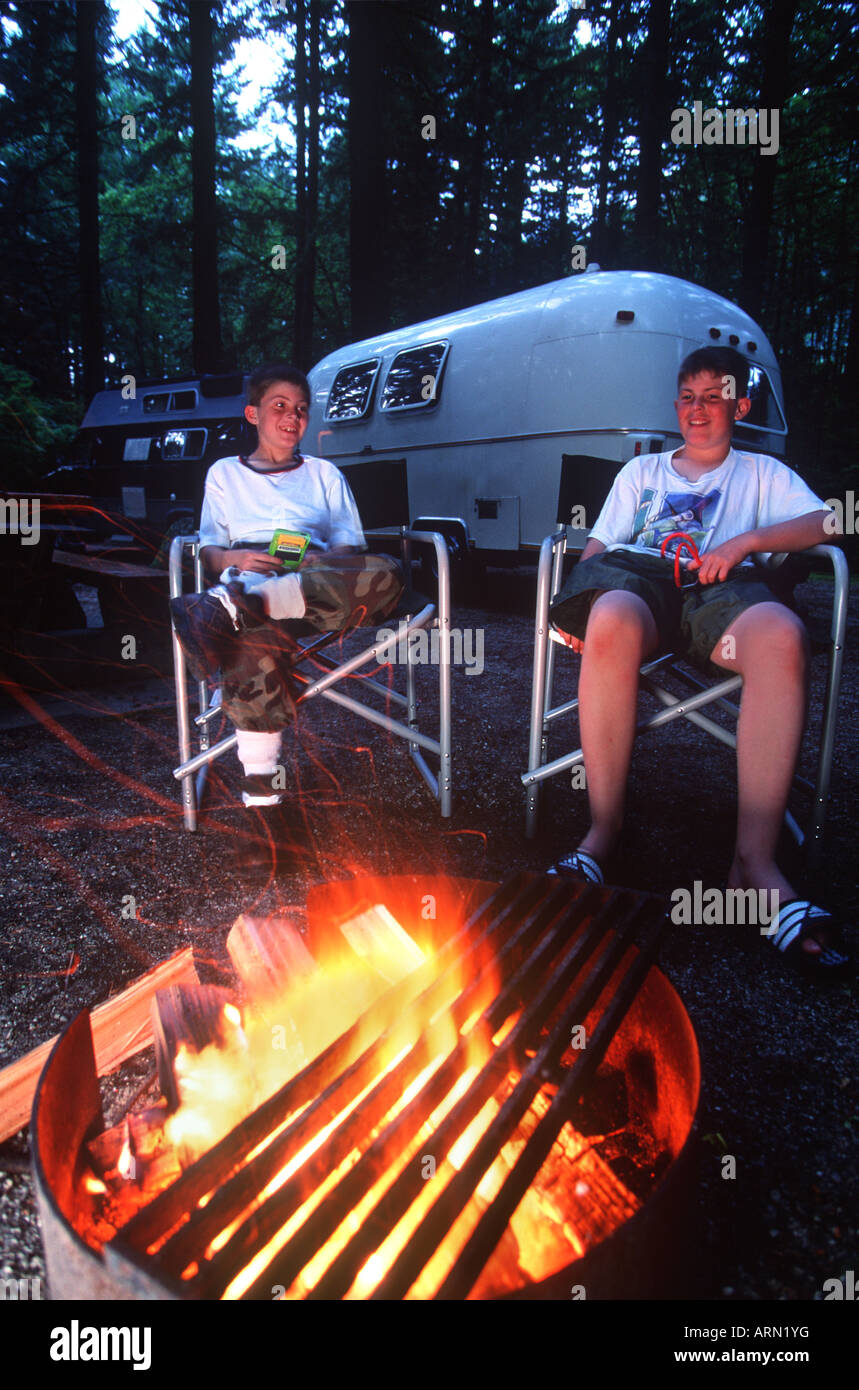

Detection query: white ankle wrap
xmin=236 ymin=729 xmax=283 ymax=776
xmin=258 ymin=572 xmax=307 ymax=621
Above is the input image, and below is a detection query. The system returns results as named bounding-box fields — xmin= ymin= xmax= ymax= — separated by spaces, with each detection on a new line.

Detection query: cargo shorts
xmin=220 ymin=551 xmax=404 ymax=731
xmin=548 ymin=549 xmax=790 ymax=670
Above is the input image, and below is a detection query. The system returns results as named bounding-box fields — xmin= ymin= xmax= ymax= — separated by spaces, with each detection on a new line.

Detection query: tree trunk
xmin=348 ymin=0 xmax=389 ymax=339
xmin=633 ymin=0 xmax=670 ymax=271
xmin=293 ymin=0 xmax=307 ymax=364
xmin=463 ymin=0 xmax=493 ymax=293
xmin=305 ymin=0 xmax=320 ymax=350
xmin=592 ymin=0 xmax=623 ymax=267
xmin=190 ymin=0 xmax=224 ymax=374
xmin=498 ymin=155 xmax=526 ymax=289
xmin=75 ymin=1 xmax=103 ymax=400
xmin=739 ymin=0 xmax=797 ymax=319
xmin=293 ymin=0 xmax=320 ymax=367
xmin=844 ymin=254 xmax=859 ymax=382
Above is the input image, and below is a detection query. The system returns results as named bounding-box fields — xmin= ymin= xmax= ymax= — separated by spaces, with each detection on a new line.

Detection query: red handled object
xmin=660 ymin=531 xmax=701 ymax=588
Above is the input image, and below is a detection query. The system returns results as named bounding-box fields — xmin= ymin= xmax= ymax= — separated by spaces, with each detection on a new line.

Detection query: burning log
xmin=0 ymin=947 xmax=198 ymax=1143
xmin=86 ymin=1107 xmax=182 ymax=1194
xmin=226 ymin=915 xmax=317 ymax=1004
xmin=150 ymin=984 xmax=240 ymax=1113
xmin=338 ymin=904 xmax=427 ymax=985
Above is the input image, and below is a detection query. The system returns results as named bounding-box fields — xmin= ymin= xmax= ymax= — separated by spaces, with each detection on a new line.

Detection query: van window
xmin=744 ymin=366 xmax=786 ymax=432
xmin=142 ymin=388 xmax=198 ymax=415
xmin=122 ymin=436 xmax=154 ymax=462
xmin=380 ymin=342 xmax=449 ymax=411
xmin=325 ymin=360 xmax=380 ymax=420
xmin=161 ymin=428 xmax=207 ymax=461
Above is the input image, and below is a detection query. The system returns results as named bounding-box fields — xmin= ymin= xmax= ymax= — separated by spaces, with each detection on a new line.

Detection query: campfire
xmin=33 ymin=875 xmax=701 ymax=1300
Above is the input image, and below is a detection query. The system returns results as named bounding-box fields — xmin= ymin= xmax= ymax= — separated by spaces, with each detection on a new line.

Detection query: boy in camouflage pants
xmin=170 ymin=363 xmax=403 ymax=875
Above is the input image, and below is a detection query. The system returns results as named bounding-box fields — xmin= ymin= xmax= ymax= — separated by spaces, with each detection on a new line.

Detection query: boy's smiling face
xmin=674 ymin=370 xmax=750 ymax=460
xmin=244 ymin=381 xmax=309 ymax=465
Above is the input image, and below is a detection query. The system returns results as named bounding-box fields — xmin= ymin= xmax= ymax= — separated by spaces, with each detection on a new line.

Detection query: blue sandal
xmin=547 ymin=849 xmax=605 ymax=886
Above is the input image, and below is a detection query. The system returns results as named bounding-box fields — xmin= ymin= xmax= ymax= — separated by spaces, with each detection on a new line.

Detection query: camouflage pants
xmin=221 ymin=552 xmax=403 ymax=731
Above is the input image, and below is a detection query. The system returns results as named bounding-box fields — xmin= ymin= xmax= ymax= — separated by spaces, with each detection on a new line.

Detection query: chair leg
xmin=170 ymin=535 xmax=198 ymax=832
xmin=805 ymin=546 xmax=849 ymax=869
xmin=526 ymin=533 xmax=563 ymax=838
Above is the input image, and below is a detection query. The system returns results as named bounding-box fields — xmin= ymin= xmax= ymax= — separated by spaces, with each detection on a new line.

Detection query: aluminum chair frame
xmin=169 ymin=529 xmax=453 ymax=829
xmin=523 ymin=530 xmax=848 ymax=869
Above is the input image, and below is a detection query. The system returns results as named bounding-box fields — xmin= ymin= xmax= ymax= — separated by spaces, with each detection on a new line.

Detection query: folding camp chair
xmin=169 ymin=529 xmax=453 ymax=829
xmin=522 ymin=530 xmax=848 ymax=869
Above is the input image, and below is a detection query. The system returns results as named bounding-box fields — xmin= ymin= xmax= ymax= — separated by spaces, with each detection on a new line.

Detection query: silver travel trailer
xmin=305 ymin=270 xmax=787 ymax=571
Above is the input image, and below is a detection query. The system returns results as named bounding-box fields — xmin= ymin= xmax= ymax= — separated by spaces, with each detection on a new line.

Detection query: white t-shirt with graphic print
xmin=589 ymin=448 xmax=829 ymax=566
xmin=198 ymin=453 xmax=365 ymax=553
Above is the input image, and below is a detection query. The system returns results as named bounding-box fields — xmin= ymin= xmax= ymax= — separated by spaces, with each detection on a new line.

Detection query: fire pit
xmin=32 ymin=874 xmax=701 ymax=1300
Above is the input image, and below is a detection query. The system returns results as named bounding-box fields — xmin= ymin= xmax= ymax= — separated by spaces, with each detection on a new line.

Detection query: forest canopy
xmin=0 ymin=0 xmax=856 ymax=488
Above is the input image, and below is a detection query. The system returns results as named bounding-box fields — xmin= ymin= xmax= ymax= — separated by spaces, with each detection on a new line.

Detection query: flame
xmin=116 ymin=1122 xmax=137 ymax=1182
xmin=88 ymin=901 xmax=642 ymax=1298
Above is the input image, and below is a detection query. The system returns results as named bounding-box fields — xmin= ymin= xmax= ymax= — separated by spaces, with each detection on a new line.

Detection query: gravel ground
xmin=0 ymin=568 xmax=856 ymax=1301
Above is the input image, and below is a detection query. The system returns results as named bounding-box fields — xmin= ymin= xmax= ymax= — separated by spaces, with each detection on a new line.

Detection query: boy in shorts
xmin=170 ymin=362 xmax=403 ymax=875
xmin=548 ymin=346 xmax=850 ymax=976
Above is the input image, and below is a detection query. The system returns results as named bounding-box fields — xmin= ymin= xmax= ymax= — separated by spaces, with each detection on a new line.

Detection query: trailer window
xmin=161 ymin=428 xmax=207 ymax=461
xmin=143 ymin=392 xmax=170 ymax=414
xmin=743 ymin=366 xmax=786 ymax=432
xmin=325 ymin=360 xmax=380 ymax=420
xmin=170 ymin=389 xmax=197 ymax=411
xmin=381 ymin=342 xmax=449 ymax=411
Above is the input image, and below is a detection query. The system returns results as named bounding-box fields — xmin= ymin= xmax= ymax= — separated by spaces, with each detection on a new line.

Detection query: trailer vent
xmin=728 ymin=334 xmax=739 ymax=346
xmin=709 ymin=328 xmax=721 ymax=339
xmin=615 ymin=310 xmax=634 ymax=323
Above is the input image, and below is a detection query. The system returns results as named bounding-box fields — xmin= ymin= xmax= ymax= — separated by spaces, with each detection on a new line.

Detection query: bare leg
xmin=576 ymin=590 xmax=659 ymax=863
xmin=709 ymin=602 xmax=825 ymax=954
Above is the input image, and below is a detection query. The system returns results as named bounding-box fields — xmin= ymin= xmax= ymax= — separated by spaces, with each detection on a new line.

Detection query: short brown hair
xmin=678 ymin=346 xmax=749 ymax=397
xmin=247 ymin=362 xmax=310 ymax=407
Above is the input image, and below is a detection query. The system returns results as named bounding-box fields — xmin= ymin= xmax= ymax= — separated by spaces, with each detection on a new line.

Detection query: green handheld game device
xmin=268 ymin=530 xmax=311 ymax=569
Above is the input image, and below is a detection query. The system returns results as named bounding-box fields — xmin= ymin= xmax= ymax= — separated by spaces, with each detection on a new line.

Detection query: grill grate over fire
xmin=79 ymin=873 xmax=671 ymax=1300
